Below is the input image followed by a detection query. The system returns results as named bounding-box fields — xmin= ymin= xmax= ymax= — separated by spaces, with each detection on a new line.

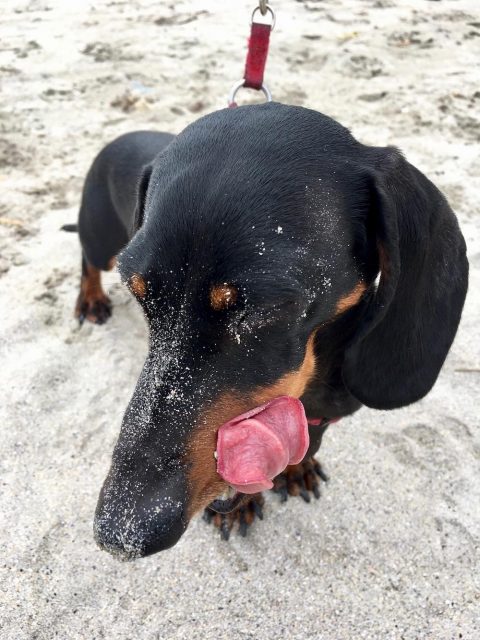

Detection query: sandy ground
xmin=1 ymin=0 xmax=479 ymax=638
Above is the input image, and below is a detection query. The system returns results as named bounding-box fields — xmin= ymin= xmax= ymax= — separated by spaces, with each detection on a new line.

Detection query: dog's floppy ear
xmin=131 ymin=164 xmax=153 ymax=235
xmin=343 ymin=148 xmax=468 ymax=410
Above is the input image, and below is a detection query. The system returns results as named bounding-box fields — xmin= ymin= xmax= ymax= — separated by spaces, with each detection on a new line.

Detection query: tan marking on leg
xmin=80 ymin=264 xmax=104 ymax=301
xmin=185 ymin=331 xmax=318 ymax=518
xmin=107 ymin=257 xmax=117 ymax=271
xmin=273 ymin=457 xmax=325 ymax=500
xmin=209 ymin=284 xmax=238 ymax=311
xmin=335 ymin=282 xmax=367 ymax=315
xmin=75 ymin=261 xmax=112 ymax=323
xmin=129 ymin=273 xmax=146 ymax=298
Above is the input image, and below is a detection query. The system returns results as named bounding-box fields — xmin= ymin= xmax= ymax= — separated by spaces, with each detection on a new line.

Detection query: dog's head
xmin=94 ymin=103 xmax=467 ymax=558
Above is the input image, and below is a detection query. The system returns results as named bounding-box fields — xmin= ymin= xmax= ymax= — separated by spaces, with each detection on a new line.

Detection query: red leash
xmin=228 ymin=2 xmax=275 ymax=107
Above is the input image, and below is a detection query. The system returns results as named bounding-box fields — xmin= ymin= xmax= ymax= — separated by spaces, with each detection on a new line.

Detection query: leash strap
xmin=244 ymin=21 xmax=271 ymax=90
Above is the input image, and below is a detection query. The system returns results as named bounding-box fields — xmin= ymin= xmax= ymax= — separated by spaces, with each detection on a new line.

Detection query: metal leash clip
xmin=228 ymin=2 xmax=275 ymax=107
xmin=252 ymin=1 xmax=276 ymax=29
xmin=228 ymin=80 xmax=272 ymax=107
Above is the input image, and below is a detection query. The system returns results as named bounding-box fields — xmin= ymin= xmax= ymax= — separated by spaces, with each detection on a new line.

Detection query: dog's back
xmin=79 ymin=131 xmax=174 ymax=270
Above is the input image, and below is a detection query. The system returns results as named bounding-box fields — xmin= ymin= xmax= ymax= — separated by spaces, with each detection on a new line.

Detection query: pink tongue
xmin=216 ymin=396 xmax=309 ymax=494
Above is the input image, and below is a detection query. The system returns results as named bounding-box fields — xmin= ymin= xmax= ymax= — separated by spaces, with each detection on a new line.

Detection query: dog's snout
xmin=94 ymin=501 xmax=186 ymax=559
xmin=94 ymin=468 xmax=188 ymax=559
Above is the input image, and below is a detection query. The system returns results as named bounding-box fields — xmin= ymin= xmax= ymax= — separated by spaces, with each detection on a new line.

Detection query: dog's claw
xmin=272 ymin=457 xmax=327 ymax=503
xmin=252 ymin=499 xmax=264 ymax=520
xmin=238 ymin=511 xmax=248 ymax=537
xmin=300 ymin=488 xmax=311 ymax=503
xmin=202 ymin=509 xmax=213 ymax=524
xmin=203 ymin=494 xmax=264 ymax=540
xmin=314 ymin=461 xmax=329 ymax=483
xmin=220 ymin=518 xmax=230 ymax=541
xmin=272 ymin=474 xmax=288 ymax=502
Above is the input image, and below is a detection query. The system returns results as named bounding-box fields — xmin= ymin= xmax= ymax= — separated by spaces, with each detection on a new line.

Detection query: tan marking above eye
xmin=80 ymin=263 xmax=104 ymax=300
xmin=129 ymin=273 xmax=147 ymax=299
xmin=335 ymin=282 xmax=367 ymax=315
xmin=209 ymin=283 xmax=238 ymax=311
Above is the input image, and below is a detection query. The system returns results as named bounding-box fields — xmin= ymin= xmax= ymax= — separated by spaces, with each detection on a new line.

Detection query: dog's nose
xmin=94 ymin=469 xmax=188 ymax=559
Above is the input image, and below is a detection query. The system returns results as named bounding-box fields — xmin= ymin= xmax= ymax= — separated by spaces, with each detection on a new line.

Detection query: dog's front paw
xmin=272 ymin=457 xmax=328 ymax=503
xmin=75 ymin=291 xmax=112 ymax=325
xmin=203 ymin=494 xmax=264 ymax=541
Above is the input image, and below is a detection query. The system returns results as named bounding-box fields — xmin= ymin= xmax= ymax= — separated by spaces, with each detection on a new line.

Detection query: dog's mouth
xmin=207 ymin=397 xmax=310 ymax=514
xmin=215 ymin=396 xmax=309 ymax=494
xmin=207 ymin=488 xmax=248 ymax=514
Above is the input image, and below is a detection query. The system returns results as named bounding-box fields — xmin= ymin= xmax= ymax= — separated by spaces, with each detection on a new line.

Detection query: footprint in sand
xmin=387 ymin=31 xmax=434 ymax=49
xmin=339 ymin=54 xmax=385 ymax=79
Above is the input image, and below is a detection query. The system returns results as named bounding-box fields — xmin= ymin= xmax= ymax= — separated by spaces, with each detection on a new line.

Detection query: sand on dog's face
xmin=0 ymin=1 xmax=479 ymax=639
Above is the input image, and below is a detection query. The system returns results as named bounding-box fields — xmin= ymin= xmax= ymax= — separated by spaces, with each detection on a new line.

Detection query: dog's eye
xmin=209 ymin=283 xmax=238 ymax=312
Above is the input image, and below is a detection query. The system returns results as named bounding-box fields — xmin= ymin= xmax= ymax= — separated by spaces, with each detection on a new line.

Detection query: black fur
xmin=74 ymin=103 xmax=468 ymax=558
xmin=78 ymin=130 xmax=174 ymax=270
xmin=343 ymin=152 xmax=468 ymax=408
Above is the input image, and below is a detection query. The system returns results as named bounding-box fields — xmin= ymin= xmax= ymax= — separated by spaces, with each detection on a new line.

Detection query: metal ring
xmin=228 ymin=79 xmax=272 ymax=106
xmin=251 ymin=5 xmax=275 ymax=30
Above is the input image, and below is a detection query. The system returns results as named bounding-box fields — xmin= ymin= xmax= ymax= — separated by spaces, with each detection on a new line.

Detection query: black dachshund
xmin=69 ymin=103 xmax=468 ymax=559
